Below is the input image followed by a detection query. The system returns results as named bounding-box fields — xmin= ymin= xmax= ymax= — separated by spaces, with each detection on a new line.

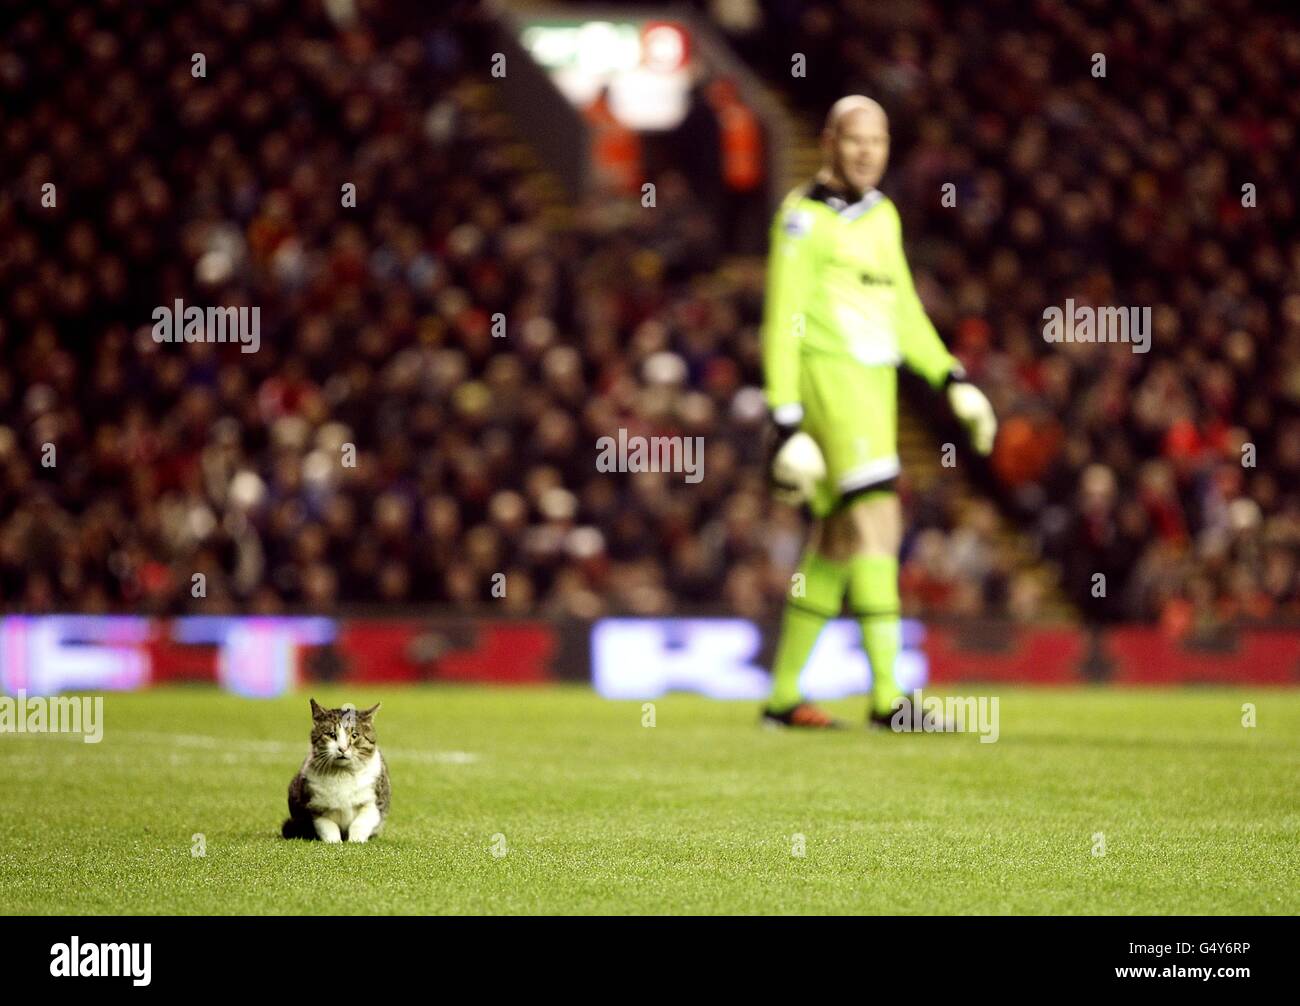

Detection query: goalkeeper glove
xmin=768 ymin=408 xmax=826 ymax=505
xmin=946 ymin=375 xmax=997 ymax=455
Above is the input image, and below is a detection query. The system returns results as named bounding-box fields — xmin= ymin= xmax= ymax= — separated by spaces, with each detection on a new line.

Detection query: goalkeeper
xmin=760 ymin=95 xmax=996 ymax=729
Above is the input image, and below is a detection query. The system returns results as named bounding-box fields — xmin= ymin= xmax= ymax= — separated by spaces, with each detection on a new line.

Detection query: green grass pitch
xmin=1 ymin=686 xmax=1297 ymax=915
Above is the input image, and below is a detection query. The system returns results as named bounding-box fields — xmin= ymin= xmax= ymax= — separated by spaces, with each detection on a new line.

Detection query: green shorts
xmin=799 ymin=354 xmax=899 ymax=518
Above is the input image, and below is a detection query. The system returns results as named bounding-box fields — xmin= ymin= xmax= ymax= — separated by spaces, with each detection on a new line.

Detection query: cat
xmin=281 ymin=699 xmax=390 ymax=843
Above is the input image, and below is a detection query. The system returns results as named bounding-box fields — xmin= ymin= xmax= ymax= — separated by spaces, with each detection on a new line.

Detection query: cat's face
xmin=309 ymin=699 xmax=380 ymax=770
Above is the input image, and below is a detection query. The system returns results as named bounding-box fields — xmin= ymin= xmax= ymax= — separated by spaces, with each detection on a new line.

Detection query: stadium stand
xmin=2 ymin=0 xmax=1297 ymax=630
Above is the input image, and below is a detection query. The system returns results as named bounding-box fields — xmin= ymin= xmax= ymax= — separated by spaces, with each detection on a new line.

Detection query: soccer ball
xmin=771 ymin=431 xmax=826 ymax=504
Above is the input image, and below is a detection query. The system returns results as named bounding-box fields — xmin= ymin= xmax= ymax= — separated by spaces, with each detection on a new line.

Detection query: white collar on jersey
xmin=829 ymin=187 xmax=884 ymax=221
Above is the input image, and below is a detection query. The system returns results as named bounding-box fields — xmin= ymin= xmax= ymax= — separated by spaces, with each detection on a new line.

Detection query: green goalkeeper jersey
xmin=761 ymin=181 xmax=958 ymax=425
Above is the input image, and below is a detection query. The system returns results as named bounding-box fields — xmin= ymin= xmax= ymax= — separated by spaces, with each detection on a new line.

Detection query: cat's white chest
xmin=307 ymin=750 xmax=382 ymax=828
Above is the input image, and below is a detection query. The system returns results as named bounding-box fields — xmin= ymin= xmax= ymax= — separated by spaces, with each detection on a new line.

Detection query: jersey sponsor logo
xmin=859 ymin=271 xmax=894 ymax=286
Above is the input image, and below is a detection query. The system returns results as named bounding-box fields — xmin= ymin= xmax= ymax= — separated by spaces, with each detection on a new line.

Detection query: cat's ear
xmin=310 ymin=698 xmax=325 ymax=719
xmin=360 ymin=702 xmax=381 ymax=719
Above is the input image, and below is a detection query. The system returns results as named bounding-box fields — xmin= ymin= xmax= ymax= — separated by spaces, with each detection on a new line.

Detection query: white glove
xmin=771 ymin=430 xmax=826 ymax=505
xmin=947 ymin=381 xmax=997 ymax=455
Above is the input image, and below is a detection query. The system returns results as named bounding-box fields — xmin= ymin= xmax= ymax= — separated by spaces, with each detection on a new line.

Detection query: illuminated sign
xmin=0 ymin=616 xmax=151 ymax=696
xmin=6 ymin=616 xmax=1284 ymax=698
xmin=519 ymin=19 xmax=692 ymax=130
xmin=172 ymin=618 xmax=336 ymax=698
xmin=0 ymin=617 xmax=335 ymax=698
xmin=591 ymin=618 xmax=928 ymax=699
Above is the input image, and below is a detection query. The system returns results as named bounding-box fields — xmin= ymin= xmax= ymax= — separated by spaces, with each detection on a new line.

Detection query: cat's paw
xmin=347 ymin=833 xmax=370 ymax=843
xmin=313 ymin=819 xmax=343 ymax=843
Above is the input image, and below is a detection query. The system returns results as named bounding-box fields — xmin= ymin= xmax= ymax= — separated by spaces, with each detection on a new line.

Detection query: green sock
xmin=768 ymin=551 xmax=848 ymax=711
xmin=848 ymin=554 xmax=902 ymax=716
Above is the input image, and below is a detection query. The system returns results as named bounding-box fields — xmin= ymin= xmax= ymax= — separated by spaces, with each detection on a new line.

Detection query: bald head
xmin=824 ymin=95 xmax=888 ymax=136
xmin=821 ymin=95 xmax=890 ymax=195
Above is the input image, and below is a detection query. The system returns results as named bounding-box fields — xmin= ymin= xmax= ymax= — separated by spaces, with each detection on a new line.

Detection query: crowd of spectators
xmin=1 ymin=0 xmax=1012 ymax=621
xmin=2 ymin=0 xmax=1297 ymax=629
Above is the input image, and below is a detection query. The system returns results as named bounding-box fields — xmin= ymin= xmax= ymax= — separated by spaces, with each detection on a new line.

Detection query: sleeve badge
xmin=782 ymin=209 xmax=813 ymax=237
